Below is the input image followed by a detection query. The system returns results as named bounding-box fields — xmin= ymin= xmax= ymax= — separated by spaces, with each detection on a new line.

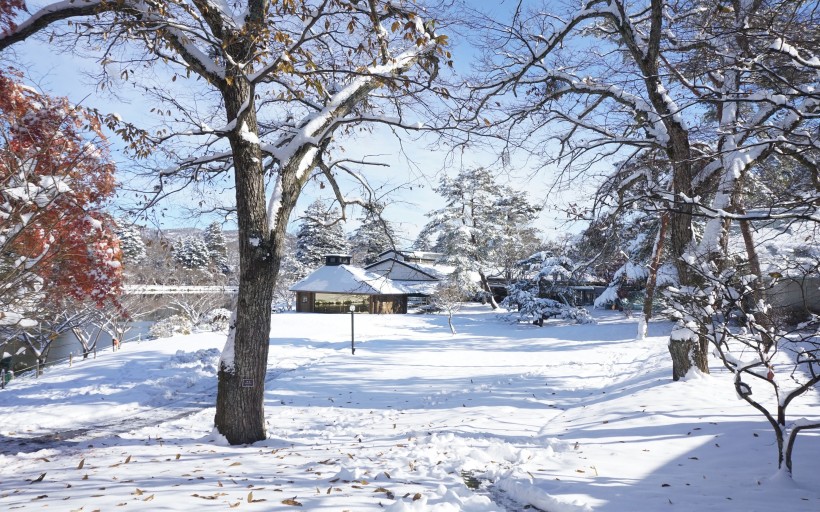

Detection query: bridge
xmin=122 ymin=285 xmax=238 ymax=295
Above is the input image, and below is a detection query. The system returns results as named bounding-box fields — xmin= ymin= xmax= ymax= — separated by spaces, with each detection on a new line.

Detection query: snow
xmin=290 ymin=263 xmax=410 ymax=295
xmin=238 ymin=121 xmax=260 ymax=144
xmin=1 ymin=306 xmax=819 ymax=511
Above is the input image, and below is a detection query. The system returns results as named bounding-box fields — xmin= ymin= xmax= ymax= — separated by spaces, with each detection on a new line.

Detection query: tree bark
xmin=478 ymin=270 xmax=498 ymax=309
xmin=738 ymin=212 xmax=774 ymax=350
xmin=642 ymin=212 xmax=668 ymax=322
xmin=213 ymin=78 xmax=276 ymax=445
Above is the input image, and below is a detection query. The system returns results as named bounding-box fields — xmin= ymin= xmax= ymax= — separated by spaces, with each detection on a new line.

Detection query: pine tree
xmin=115 ymin=223 xmax=147 ymax=264
xmin=349 ymin=206 xmax=397 ymax=266
xmin=173 ymin=236 xmax=211 ymax=269
xmin=203 ymin=222 xmax=229 ymax=272
xmin=421 ymin=167 xmax=541 ymax=309
xmin=295 ymin=200 xmax=350 ymax=275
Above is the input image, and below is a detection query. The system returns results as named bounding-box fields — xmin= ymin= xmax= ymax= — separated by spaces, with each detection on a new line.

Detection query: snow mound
xmin=162 ymin=348 xmax=221 ymax=372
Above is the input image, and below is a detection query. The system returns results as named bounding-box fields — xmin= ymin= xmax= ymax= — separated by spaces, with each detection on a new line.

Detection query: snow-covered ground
xmin=1 ymin=305 xmax=819 ymax=511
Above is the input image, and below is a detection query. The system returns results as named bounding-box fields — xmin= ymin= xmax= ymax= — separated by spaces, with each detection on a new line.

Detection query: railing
xmin=123 ymin=285 xmax=238 ymax=295
xmin=0 ymin=332 xmax=145 ymax=388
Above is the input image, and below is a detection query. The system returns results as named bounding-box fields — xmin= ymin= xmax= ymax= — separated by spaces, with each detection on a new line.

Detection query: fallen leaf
xmin=282 ymin=498 xmax=302 ymax=506
xmin=124 ymin=455 xmax=132 ymax=464
xmin=230 ymin=462 xmax=242 ymax=467
xmin=413 ymin=493 xmax=422 ymax=501
xmin=133 ymin=488 xmax=145 ymax=496
xmin=77 ymin=459 xmax=85 ymax=470
xmin=29 ymin=473 xmax=47 ymax=484
xmin=176 ymin=454 xmax=181 ymax=460
xmin=143 ymin=494 xmax=154 ymax=501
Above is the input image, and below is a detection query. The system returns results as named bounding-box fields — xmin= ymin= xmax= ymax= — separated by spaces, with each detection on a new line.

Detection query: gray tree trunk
xmin=213 ymin=78 xmax=276 ymax=445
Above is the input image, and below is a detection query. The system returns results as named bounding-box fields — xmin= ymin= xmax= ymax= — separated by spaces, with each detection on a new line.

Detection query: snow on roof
xmin=290 ymin=264 xmax=409 ymax=295
xmin=365 ymin=257 xmax=449 ymax=281
xmin=376 ymin=249 xmax=443 ymax=262
xmin=391 ymin=280 xmax=440 ymax=296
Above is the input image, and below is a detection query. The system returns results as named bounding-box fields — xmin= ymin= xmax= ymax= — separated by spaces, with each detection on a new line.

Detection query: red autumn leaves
xmin=0 ymin=67 xmax=122 ymax=309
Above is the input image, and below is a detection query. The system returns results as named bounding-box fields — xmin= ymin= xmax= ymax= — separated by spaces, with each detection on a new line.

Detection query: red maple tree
xmin=0 ymin=67 xmax=122 ymax=315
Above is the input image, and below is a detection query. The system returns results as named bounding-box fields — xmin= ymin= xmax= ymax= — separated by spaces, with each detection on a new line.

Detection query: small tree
xmin=115 ymin=222 xmax=147 ymax=265
xmin=168 ymin=294 xmax=227 ymax=327
xmin=431 ymin=275 xmax=470 ymax=335
xmin=203 ymin=222 xmax=229 ymax=272
xmin=502 ymin=253 xmax=595 ymax=326
xmin=667 ymin=249 xmax=820 ymax=476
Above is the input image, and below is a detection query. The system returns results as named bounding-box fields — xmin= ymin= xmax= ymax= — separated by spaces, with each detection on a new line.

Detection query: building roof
xmin=290 ymin=264 xmax=409 ymax=295
xmin=376 ymin=249 xmax=443 ymax=262
xmin=364 ymin=257 xmax=445 ymax=281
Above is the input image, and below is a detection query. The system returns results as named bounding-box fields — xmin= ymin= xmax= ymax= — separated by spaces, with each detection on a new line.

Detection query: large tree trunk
xmin=214 ymin=80 xmax=277 ymax=445
xmin=666 ymin=145 xmax=708 ymax=379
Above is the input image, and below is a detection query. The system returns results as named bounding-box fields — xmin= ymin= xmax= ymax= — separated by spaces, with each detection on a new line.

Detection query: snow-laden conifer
xmin=295 ymin=200 xmax=350 ymax=275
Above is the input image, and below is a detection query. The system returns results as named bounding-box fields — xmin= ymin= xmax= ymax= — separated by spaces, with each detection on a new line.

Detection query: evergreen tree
xmin=295 ymin=200 xmax=350 ymax=275
xmin=173 ymin=236 xmax=211 ymax=269
xmin=420 ymin=167 xmax=541 ymax=309
xmin=203 ymin=222 xmax=229 ymax=272
xmin=411 ymin=231 xmax=435 ymax=252
xmin=349 ymin=206 xmax=397 ymax=266
xmin=115 ymin=223 xmax=147 ymax=264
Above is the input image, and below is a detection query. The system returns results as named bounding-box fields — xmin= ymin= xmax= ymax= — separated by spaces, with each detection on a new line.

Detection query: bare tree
xmin=459 ymin=0 xmax=819 ymax=379
xmin=168 ymin=293 xmax=227 ymax=327
xmin=666 ymin=235 xmax=820 ymax=475
xmin=15 ymin=308 xmax=86 ymax=375
xmin=431 ymin=275 xmax=468 ymax=335
xmin=0 ymin=0 xmax=449 ymax=443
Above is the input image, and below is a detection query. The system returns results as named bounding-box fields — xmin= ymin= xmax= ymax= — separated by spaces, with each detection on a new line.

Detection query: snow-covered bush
xmin=149 ymin=315 xmax=193 ymax=338
xmin=502 ymin=284 xmax=595 ymax=326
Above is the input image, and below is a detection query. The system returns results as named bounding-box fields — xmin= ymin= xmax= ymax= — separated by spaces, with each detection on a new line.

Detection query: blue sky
xmin=4 ymin=0 xmax=590 ymax=245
